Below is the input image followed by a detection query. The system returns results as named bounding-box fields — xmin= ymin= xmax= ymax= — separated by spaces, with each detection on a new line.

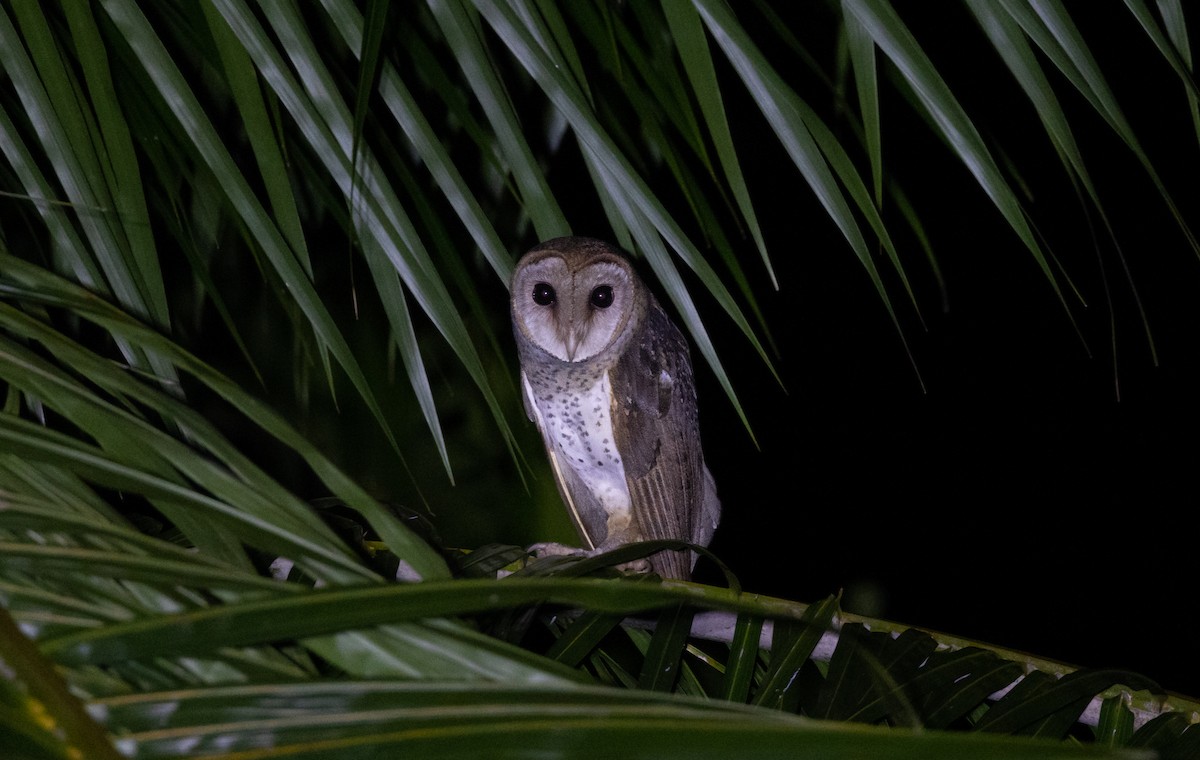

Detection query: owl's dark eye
xmin=590 ymin=285 xmax=614 ymax=309
xmin=532 ymin=282 xmax=556 ymax=306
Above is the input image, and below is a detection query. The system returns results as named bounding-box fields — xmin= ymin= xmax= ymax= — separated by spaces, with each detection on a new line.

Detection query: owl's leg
xmin=525 ymin=541 xmax=581 ymax=559
xmin=526 ymin=542 xmax=652 ymax=575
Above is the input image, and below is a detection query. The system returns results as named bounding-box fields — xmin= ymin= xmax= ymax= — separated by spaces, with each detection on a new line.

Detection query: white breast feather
xmin=523 ymin=371 xmax=633 ymax=546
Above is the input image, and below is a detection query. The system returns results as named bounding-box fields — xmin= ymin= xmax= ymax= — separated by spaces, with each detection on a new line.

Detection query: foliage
xmin=1 ymin=0 xmax=1198 ymax=757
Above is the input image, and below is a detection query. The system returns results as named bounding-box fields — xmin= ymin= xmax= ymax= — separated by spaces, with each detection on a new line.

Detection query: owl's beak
xmin=563 ymin=328 xmax=581 ymax=361
xmin=561 ymin=321 xmax=590 ymax=362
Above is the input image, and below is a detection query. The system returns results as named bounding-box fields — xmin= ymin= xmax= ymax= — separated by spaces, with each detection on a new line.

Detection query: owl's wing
xmin=610 ymin=301 xmax=714 ymax=580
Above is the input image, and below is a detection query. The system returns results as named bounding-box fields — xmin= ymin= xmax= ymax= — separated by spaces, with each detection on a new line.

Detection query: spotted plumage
xmin=510 ymin=236 xmax=720 ymax=580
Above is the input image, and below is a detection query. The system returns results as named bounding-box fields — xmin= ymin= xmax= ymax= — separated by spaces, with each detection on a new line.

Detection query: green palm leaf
xmin=2 ymin=2 xmax=1198 ymax=757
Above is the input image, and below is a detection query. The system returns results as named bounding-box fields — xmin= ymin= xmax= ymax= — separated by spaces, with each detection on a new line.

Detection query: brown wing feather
xmin=609 ymin=299 xmax=708 ymax=580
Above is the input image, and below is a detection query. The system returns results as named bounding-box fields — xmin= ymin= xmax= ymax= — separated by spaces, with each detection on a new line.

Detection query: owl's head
xmin=511 ymin=237 xmax=646 ymax=363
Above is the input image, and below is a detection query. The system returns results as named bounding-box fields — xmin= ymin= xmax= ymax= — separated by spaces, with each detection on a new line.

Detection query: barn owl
xmin=510 ymin=236 xmax=720 ymax=580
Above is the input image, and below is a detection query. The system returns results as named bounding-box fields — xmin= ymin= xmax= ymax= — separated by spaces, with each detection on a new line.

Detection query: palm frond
xmin=2 ymin=1 xmax=1198 ymax=756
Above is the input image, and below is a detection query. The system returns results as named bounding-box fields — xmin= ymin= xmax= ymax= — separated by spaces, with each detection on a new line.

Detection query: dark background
xmin=683 ymin=3 xmax=1200 ymax=698
xmin=261 ymin=2 xmax=1199 ymax=702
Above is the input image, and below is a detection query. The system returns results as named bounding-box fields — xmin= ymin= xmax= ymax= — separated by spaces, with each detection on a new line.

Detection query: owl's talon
xmin=616 ymin=558 xmax=652 ymax=575
xmin=525 ymin=543 xmax=651 ymax=576
xmin=526 ymin=541 xmax=580 ymax=559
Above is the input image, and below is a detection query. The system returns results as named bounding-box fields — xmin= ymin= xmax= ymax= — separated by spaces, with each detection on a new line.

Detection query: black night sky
xmin=673 ymin=3 xmax=1200 ymax=699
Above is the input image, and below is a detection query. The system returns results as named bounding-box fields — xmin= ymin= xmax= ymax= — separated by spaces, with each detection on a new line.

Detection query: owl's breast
xmin=525 ymin=364 xmax=633 ymax=543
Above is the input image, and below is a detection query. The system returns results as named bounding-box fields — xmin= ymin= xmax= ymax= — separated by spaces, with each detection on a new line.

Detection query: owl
xmin=510 ymin=236 xmax=720 ymax=580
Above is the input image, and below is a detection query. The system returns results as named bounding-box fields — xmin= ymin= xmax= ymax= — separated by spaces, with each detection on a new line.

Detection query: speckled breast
xmin=524 ymin=360 xmax=633 ymax=540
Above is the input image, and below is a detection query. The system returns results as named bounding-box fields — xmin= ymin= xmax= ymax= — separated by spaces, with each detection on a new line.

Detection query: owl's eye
xmin=532 ymin=282 xmax=556 ymax=306
xmin=590 ymin=285 xmax=614 ymax=309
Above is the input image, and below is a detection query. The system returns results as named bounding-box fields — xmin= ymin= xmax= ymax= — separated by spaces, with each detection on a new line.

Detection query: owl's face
xmin=511 ymin=241 xmax=643 ymax=363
